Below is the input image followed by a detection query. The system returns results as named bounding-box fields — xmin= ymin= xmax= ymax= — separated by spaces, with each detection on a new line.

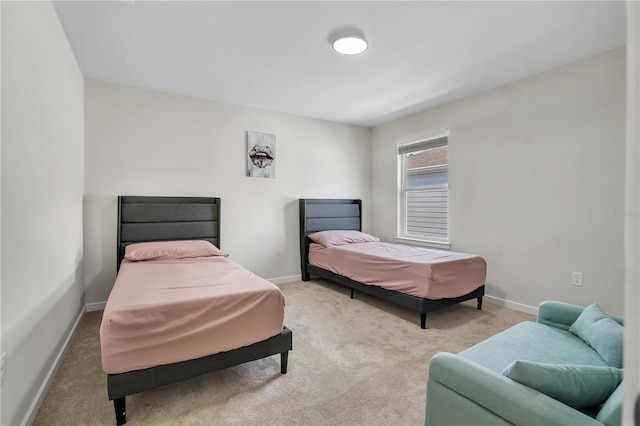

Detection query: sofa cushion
xmin=569 ymin=303 xmax=624 ymax=368
xmin=459 ymin=321 xmax=610 ymax=373
xmin=596 ymin=381 xmax=623 ymax=426
xmin=502 ymin=360 xmax=622 ymax=409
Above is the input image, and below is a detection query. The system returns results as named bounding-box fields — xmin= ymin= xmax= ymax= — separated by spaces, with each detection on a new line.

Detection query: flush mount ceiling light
xmin=331 ymin=30 xmax=368 ymax=55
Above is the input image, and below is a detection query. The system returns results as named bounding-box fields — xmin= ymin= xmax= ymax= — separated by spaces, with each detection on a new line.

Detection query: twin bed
xmin=101 ymin=196 xmax=292 ymax=425
xmin=299 ymin=198 xmax=486 ymax=329
xmin=100 ymin=196 xmax=486 ymax=425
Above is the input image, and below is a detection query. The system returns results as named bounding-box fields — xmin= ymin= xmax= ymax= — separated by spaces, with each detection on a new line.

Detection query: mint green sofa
xmin=425 ymin=301 xmax=624 ymax=426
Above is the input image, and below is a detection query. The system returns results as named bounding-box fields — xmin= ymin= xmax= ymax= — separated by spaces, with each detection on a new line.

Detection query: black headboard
xmin=298 ymin=198 xmax=362 ymax=279
xmin=117 ymin=196 xmax=221 ymax=271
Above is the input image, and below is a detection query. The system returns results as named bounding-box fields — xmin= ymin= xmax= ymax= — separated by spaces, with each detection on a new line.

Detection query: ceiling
xmin=53 ymin=1 xmax=626 ymax=128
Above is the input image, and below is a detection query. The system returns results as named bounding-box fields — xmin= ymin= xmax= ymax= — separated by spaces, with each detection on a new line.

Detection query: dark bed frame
xmin=299 ymin=198 xmax=484 ymax=329
xmin=107 ymin=196 xmax=293 ymax=425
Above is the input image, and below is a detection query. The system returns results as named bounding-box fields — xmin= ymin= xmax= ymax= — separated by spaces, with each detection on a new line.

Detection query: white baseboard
xmin=86 ymin=301 xmax=106 ymax=312
xmin=484 ymin=295 xmax=538 ymax=316
xmin=23 ymin=307 xmax=85 ymax=426
xmin=267 ymin=278 xmax=540 ymax=318
xmin=268 ymin=275 xmax=301 ymax=285
xmin=267 ymin=277 xmax=541 ymax=319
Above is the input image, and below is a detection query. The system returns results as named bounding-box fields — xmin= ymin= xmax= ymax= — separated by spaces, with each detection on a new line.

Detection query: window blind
xmin=398 ymin=136 xmax=448 ymax=155
xmin=398 ymin=134 xmax=449 ymax=242
xmin=406 ymin=188 xmax=448 ymax=239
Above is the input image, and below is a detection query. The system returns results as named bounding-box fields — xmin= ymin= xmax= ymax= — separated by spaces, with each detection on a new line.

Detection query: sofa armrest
xmin=536 ymin=301 xmax=585 ymax=330
xmin=426 ymin=352 xmax=603 ymax=426
xmin=537 ymin=301 xmax=624 ymax=329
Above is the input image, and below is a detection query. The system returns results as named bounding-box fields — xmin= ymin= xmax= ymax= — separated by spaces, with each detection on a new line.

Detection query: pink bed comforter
xmin=309 ymin=242 xmax=486 ymax=299
xmin=100 ymin=256 xmax=285 ymax=374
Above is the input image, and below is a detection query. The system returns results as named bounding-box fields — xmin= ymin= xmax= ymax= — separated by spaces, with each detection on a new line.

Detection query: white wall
xmin=0 ymin=0 xmax=3 ymax=416
xmin=0 ymin=2 xmax=85 ymax=425
xmin=623 ymin=1 xmax=640 ymax=424
xmin=371 ymin=47 xmax=626 ymax=315
xmin=84 ymin=80 xmax=371 ymax=305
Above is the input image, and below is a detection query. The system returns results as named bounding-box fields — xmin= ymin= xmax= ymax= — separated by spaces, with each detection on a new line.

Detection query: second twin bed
xmin=299 ymin=198 xmax=487 ymax=329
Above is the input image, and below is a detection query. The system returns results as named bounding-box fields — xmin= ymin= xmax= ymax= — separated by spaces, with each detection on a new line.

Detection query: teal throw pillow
xmin=502 ymin=360 xmax=622 ymax=409
xmin=569 ymin=303 xmax=623 ymax=368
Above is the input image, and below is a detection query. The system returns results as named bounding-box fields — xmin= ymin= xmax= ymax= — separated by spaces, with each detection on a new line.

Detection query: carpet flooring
xmin=34 ymin=279 xmax=534 ymax=425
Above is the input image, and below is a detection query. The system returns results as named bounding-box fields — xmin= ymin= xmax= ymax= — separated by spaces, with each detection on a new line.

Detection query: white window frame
xmin=397 ymin=133 xmax=450 ymax=250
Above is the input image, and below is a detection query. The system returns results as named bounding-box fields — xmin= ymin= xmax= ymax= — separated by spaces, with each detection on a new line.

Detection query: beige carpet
xmin=34 ymin=280 xmax=534 ymax=425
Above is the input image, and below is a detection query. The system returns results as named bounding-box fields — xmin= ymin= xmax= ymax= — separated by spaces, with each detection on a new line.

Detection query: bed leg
xmin=113 ymin=397 xmax=126 ymax=425
xmin=477 ymin=297 xmax=483 ymax=311
xmin=302 ymin=271 xmax=310 ymax=282
xmin=350 ymin=288 xmax=355 ymax=299
xmin=420 ymin=313 xmax=426 ymax=329
xmin=280 ymin=351 xmax=289 ymax=374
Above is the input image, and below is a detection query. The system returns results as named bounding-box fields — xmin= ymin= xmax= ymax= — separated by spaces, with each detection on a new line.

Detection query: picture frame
xmin=246 ymin=131 xmax=276 ymax=178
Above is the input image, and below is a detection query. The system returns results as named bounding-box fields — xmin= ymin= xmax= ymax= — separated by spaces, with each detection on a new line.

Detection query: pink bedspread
xmin=309 ymin=242 xmax=486 ymax=299
xmin=100 ymin=257 xmax=285 ymax=374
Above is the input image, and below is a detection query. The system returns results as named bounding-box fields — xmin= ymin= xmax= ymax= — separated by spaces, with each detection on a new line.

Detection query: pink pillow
xmin=308 ymin=230 xmax=380 ymax=247
xmin=124 ymin=240 xmax=228 ymax=261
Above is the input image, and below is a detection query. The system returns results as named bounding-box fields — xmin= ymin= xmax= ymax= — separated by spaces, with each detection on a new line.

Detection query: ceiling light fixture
xmin=331 ymin=30 xmax=368 ymax=55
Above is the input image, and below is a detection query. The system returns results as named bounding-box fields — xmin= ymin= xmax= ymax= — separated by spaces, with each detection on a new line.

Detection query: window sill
xmin=395 ymin=237 xmax=450 ymax=251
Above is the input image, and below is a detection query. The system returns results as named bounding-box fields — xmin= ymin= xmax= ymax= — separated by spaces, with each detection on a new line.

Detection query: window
xmin=398 ymin=134 xmax=449 ymax=247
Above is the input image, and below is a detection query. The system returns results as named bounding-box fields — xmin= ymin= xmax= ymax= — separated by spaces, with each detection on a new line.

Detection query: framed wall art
xmin=246 ymin=131 xmax=276 ymax=178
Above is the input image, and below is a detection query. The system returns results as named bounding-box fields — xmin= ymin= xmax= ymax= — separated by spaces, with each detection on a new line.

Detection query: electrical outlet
xmin=1 ymin=352 xmax=6 ymax=385
xmin=572 ymin=272 xmax=583 ymax=287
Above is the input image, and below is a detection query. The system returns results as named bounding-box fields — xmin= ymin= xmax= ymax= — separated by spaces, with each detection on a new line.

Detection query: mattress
xmin=100 ymin=256 xmax=285 ymax=374
xmin=309 ymin=241 xmax=486 ymax=299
